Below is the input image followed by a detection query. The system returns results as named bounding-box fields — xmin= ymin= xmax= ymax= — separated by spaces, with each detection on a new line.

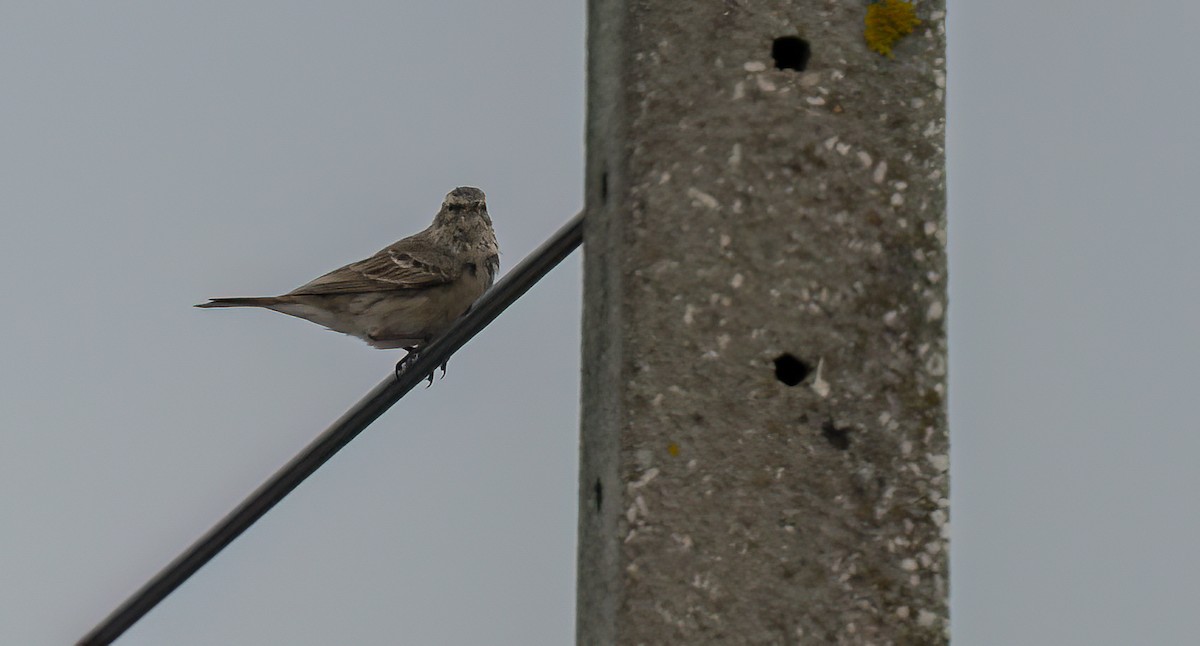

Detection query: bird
xmin=196 ymin=186 xmax=499 ymax=380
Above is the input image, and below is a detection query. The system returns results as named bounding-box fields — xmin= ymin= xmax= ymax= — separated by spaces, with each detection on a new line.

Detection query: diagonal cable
xmin=77 ymin=211 xmax=585 ymax=646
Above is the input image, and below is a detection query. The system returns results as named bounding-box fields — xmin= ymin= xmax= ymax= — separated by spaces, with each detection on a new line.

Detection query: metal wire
xmin=77 ymin=211 xmax=585 ymax=646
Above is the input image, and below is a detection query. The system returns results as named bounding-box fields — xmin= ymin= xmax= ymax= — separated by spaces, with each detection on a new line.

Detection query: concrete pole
xmin=579 ymin=1 xmax=948 ymax=644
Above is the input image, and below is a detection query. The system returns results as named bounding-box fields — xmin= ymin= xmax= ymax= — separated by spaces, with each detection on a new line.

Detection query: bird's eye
xmin=447 ymin=203 xmax=462 ymax=213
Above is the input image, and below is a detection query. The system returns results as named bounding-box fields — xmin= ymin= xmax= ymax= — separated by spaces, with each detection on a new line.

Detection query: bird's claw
xmin=422 ymin=358 xmax=448 ymax=387
xmin=396 ymin=348 xmax=425 ymax=382
xmin=395 ymin=349 xmax=448 ymax=386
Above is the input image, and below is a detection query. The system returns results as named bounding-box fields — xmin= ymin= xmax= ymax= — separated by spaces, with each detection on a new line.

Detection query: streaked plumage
xmin=197 ymin=187 xmax=499 ymax=351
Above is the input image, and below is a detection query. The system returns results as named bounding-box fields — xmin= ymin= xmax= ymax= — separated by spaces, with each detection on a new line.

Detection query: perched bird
xmin=197 ymin=186 xmax=499 ymax=377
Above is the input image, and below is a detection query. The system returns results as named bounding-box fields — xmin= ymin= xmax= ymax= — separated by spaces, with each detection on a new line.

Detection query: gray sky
xmin=2 ymin=2 xmax=1198 ymax=645
xmin=949 ymin=2 xmax=1200 ymax=644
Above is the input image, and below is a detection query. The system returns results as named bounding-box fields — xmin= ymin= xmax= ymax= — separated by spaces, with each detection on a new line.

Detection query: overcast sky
xmin=2 ymin=2 xmax=1198 ymax=645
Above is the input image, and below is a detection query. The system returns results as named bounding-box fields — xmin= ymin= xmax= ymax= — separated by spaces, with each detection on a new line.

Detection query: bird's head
xmin=432 ymin=186 xmax=496 ymax=250
xmin=440 ymin=186 xmax=487 ymax=214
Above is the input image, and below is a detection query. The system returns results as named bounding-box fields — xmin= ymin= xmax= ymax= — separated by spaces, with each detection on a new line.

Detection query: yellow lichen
xmin=865 ymin=0 xmax=922 ymax=58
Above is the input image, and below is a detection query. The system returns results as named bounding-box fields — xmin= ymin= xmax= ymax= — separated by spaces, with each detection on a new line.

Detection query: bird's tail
xmin=194 ymin=297 xmax=279 ymax=309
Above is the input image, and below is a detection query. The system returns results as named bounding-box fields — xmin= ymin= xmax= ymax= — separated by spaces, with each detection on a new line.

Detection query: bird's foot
xmin=421 ymin=357 xmax=448 ymax=387
xmin=395 ymin=348 xmax=440 ymax=386
xmin=395 ymin=348 xmax=422 ymax=381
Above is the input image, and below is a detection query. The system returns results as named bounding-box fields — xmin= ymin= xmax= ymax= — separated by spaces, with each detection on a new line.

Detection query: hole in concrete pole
xmin=594 ymin=478 xmax=603 ymax=512
xmin=821 ymin=419 xmax=851 ymax=450
xmin=599 ymin=171 xmax=608 ymax=205
xmin=771 ymin=36 xmax=811 ymax=71
xmin=773 ymin=353 xmax=811 ymax=386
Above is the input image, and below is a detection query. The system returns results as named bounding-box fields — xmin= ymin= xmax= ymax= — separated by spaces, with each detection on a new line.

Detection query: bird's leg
xmin=395 ymin=338 xmax=448 ymax=385
xmin=395 ymin=346 xmax=439 ymax=386
xmin=395 ymin=347 xmax=420 ymax=381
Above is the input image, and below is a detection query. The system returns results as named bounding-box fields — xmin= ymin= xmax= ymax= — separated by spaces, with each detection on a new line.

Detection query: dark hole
xmin=594 ymin=478 xmax=603 ymax=512
xmin=772 ymin=36 xmax=811 ymax=71
xmin=773 ymin=353 xmax=811 ymax=386
xmin=821 ymin=419 xmax=851 ymax=450
xmin=599 ymin=171 xmax=609 ymax=204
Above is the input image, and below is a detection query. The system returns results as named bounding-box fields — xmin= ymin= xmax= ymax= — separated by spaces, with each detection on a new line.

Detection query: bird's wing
xmin=288 ymin=235 xmax=460 ymax=295
xmin=484 ymin=253 xmax=500 ymax=288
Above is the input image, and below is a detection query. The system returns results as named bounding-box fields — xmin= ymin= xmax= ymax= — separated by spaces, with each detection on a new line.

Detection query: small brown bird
xmin=197 ymin=187 xmax=499 ymax=372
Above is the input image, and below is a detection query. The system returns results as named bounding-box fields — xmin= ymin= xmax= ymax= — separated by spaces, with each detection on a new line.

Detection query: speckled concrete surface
xmin=578 ymin=1 xmax=946 ymax=644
